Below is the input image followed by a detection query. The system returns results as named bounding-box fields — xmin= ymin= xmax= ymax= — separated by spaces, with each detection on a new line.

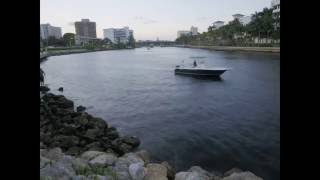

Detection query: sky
xmin=41 ymin=0 xmax=272 ymax=41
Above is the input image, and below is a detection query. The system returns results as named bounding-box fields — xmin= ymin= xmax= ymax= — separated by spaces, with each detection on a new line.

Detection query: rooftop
xmin=232 ymin=14 xmax=245 ymax=17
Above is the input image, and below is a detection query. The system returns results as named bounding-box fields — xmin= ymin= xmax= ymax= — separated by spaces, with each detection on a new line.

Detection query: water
xmin=41 ymin=47 xmax=280 ymax=180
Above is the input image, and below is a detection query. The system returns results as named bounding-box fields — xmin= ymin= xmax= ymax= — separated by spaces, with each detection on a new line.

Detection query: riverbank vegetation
xmin=176 ymin=8 xmax=280 ymax=47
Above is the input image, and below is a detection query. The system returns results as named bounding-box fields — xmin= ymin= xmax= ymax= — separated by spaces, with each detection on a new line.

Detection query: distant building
xmin=212 ymin=21 xmax=225 ymax=29
xmin=177 ymin=31 xmax=191 ymax=38
xmin=40 ymin=24 xmax=62 ymax=39
xmin=74 ymin=35 xmax=100 ymax=46
xmin=190 ymin=26 xmax=198 ymax=36
xmin=75 ymin=19 xmax=97 ymax=38
xmin=103 ymin=26 xmax=134 ymax=44
xmin=271 ymin=0 xmax=280 ymax=29
xmin=232 ymin=14 xmax=252 ymax=25
xmin=177 ymin=26 xmax=198 ymax=38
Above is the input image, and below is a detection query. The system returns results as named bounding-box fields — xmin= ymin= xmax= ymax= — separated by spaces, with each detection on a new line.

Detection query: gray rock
xmin=135 ymin=150 xmax=150 ymax=164
xmin=161 ymin=161 xmax=175 ymax=180
xmin=71 ymin=175 xmax=86 ymax=180
xmin=76 ymin=105 xmax=86 ymax=112
xmin=86 ymin=142 xmax=103 ymax=151
xmin=80 ymin=151 xmax=106 ymax=161
xmin=175 ymin=172 xmax=192 ymax=180
xmin=42 ymin=147 xmax=64 ymax=161
xmin=53 ymin=135 xmax=79 ymax=149
xmin=87 ymin=175 xmax=114 ymax=180
xmin=72 ymin=157 xmax=89 ymax=172
xmin=188 ymin=166 xmax=212 ymax=179
xmin=89 ymin=153 xmax=118 ymax=167
xmin=122 ymin=153 xmax=145 ymax=165
xmin=106 ymin=130 xmax=119 ymax=140
xmin=223 ymin=168 xmax=243 ymax=177
xmin=121 ymin=136 xmax=140 ymax=147
xmin=66 ymin=146 xmax=82 ymax=156
xmin=129 ymin=162 xmax=146 ymax=180
xmin=74 ymin=115 xmax=89 ymax=126
xmin=144 ymin=163 xmax=168 ymax=180
xmin=113 ymin=154 xmax=144 ymax=180
xmin=85 ymin=128 xmax=104 ymax=140
xmin=40 ymin=142 xmax=46 ymax=149
xmin=40 ymin=156 xmax=52 ymax=169
xmin=221 ymin=171 xmax=263 ymax=180
xmin=40 ymin=155 xmax=75 ymax=180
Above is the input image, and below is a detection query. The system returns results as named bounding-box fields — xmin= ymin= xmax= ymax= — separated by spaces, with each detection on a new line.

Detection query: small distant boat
xmin=174 ymin=56 xmax=230 ymax=77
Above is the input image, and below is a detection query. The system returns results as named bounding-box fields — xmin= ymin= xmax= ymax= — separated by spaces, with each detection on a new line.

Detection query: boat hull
xmin=174 ymin=68 xmax=227 ymax=77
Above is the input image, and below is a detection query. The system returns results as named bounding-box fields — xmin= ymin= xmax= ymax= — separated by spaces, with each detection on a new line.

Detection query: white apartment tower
xmin=190 ymin=26 xmax=198 ymax=36
xmin=103 ymin=26 xmax=133 ymax=44
xmin=40 ymin=24 xmax=62 ymax=39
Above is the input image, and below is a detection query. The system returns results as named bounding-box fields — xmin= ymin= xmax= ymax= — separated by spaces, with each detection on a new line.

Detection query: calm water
xmin=41 ymin=47 xmax=280 ymax=180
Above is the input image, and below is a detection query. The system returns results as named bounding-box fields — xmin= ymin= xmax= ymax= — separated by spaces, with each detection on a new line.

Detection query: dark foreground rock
xmin=40 ymin=93 xmax=140 ymax=156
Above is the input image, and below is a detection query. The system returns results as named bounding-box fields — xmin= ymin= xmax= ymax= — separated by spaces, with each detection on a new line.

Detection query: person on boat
xmin=193 ymin=60 xmax=197 ymax=67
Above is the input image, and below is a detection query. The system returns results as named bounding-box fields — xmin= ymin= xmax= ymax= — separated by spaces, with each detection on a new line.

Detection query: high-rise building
xmin=75 ymin=19 xmax=97 ymax=38
xmin=40 ymin=24 xmax=62 ymax=39
xmin=190 ymin=26 xmax=198 ymax=36
xmin=103 ymin=26 xmax=134 ymax=44
xmin=271 ymin=0 xmax=280 ymax=29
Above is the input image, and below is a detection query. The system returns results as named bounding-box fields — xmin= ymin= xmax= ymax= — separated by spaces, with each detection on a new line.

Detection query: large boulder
xmin=188 ymin=166 xmax=212 ymax=179
xmin=223 ymin=168 xmax=243 ymax=177
xmin=121 ymin=136 xmax=140 ymax=148
xmin=105 ymin=130 xmax=119 ymax=140
xmin=71 ymin=157 xmax=90 ymax=172
xmin=135 ymin=150 xmax=151 ymax=164
xmin=40 ymin=155 xmax=75 ymax=180
xmin=52 ymin=135 xmax=79 ymax=149
xmin=129 ymin=162 xmax=146 ymax=180
xmin=161 ymin=161 xmax=175 ymax=180
xmin=80 ymin=151 xmax=107 ymax=161
xmin=41 ymin=147 xmax=64 ymax=161
xmin=144 ymin=163 xmax=168 ymax=180
xmin=112 ymin=153 xmax=144 ymax=180
xmin=89 ymin=153 xmax=118 ymax=167
xmin=221 ymin=171 xmax=263 ymax=180
xmin=85 ymin=128 xmax=104 ymax=140
xmin=85 ymin=142 xmax=104 ymax=151
xmin=175 ymin=166 xmax=212 ymax=180
xmin=73 ymin=115 xmax=89 ymax=126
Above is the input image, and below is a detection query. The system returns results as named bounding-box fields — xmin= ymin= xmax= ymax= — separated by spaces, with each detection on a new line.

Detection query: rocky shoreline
xmin=40 ymin=87 xmax=263 ymax=180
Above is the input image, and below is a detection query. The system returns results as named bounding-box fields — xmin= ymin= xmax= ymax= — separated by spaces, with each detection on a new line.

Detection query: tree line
xmin=176 ymin=8 xmax=280 ymax=47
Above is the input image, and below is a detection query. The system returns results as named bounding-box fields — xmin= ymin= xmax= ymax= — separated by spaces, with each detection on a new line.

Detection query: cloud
xmin=133 ymin=16 xmax=158 ymax=24
xmin=196 ymin=16 xmax=212 ymax=22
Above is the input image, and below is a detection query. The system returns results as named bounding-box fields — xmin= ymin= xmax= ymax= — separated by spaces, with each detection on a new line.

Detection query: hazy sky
xmin=41 ymin=0 xmax=272 ymax=41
